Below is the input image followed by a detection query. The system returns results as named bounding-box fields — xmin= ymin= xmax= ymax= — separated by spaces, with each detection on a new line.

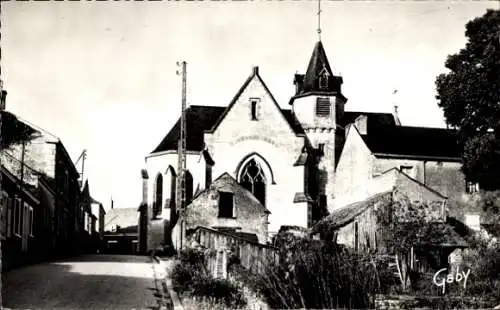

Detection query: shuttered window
xmin=316 ymin=98 xmax=330 ymax=117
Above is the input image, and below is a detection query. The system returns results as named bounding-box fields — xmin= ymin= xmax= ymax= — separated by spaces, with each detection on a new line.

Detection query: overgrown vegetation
xmin=171 ymin=248 xmax=246 ymax=308
xmin=230 ymin=232 xmax=396 ymax=309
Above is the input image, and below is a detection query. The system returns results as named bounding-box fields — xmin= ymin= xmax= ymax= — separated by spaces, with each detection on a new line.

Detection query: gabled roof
xmin=151 ymin=70 xmax=306 ymax=154
xmin=311 ymin=191 xmax=393 ymax=235
xmin=361 ymin=125 xmax=461 ymax=160
xmin=207 ymin=66 xmax=303 ymax=136
xmin=191 ymin=172 xmax=270 ymax=214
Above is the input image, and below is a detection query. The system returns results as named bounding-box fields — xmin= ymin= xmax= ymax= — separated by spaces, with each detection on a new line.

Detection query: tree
xmin=435 ymin=9 xmax=500 ymax=190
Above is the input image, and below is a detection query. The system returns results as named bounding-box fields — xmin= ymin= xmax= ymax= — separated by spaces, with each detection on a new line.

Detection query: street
xmin=2 ymin=254 xmax=172 ymax=310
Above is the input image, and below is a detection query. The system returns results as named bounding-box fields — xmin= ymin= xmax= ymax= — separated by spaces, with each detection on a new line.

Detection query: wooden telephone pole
xmin=176 ymin=61 xmax=187 ymax=251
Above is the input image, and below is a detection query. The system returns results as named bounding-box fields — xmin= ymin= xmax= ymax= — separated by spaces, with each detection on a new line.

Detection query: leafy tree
xmin=435 ymin=9 xmax=500 ymax=190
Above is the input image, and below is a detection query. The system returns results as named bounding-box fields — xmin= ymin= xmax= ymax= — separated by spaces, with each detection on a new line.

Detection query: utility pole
xmin=175 ymin=61 xmax=187 ymax=251
xmin=0 ymin=79 xmax=4 ymax=310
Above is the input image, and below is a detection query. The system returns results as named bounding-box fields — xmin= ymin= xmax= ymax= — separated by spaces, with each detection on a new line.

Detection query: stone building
xmin=175 ymin=173 xmax=270 ymax=246
xmin=140 ymin=41 xmax=471 ymax=252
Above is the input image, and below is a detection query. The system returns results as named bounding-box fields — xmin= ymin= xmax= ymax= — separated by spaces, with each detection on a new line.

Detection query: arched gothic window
xmin=154 ymin=173 xmax=163 ymax=217
xmin=240 ymin=159 xmax=266 ymax=206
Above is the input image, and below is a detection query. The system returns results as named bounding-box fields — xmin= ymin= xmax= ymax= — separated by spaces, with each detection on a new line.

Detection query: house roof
xmin=361 ymin=125 xmax=461 ymax=160
xmin=104 ymin=207 xmax=138 ymax=233
xmin=1 ymin=111 xmax=40 ymax=149
xmin=311 ymin=191 xmax=393 ymax=235
xmin=191 ymin=172 xmax=270 ymax=214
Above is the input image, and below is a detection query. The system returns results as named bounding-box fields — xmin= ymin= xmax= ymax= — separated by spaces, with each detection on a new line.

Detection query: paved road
xmin=3 ymin=254 xmax=172 ymax=310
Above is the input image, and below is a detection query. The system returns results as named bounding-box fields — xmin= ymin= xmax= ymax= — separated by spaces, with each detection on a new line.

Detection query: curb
xmin=153 ymin=256 xmax=184 ymax=310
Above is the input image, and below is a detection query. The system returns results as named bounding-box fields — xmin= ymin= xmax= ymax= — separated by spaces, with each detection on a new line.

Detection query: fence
xmin=189 ymin=226 xmax=278 ymax=278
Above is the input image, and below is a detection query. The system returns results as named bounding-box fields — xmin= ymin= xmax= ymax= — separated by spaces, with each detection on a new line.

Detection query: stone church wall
xmin=204 ymin=74 xmax=307 ymax=235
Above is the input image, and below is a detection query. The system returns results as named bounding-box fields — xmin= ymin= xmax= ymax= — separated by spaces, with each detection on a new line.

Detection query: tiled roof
xmin=151 ymin=106 xmax=305 ymax=154
xmin=362 ymin=125 xmax=461 ymax=160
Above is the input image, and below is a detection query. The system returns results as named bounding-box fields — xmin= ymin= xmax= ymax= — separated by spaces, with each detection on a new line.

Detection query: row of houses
xmin=0 ymin=90 xmax=105 ymax=270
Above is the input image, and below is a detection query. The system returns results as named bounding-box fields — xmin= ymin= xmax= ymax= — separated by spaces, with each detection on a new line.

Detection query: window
xmin=0 ymin=192 xmax=8 ymax=239
xmin=318 ymin=143 xmax=325 ymax=155
xmin=319 ymin=73 xmax=329 ymax=90
xmin=240 ymin=159 xmax=266 ymax=206
xmin=6 ymin=197 xmax=12 ymax=238
xmin=27 ymin=205 xmax=34 ymax=237
xmin=14 ymin=198 xmax=22 ymax=237
xmin=354 ymin=221 xmax=359 ymax=252
xmin=154 ymin=173 xmax=163 ymax=217
xmin=218 ymin=192 xmax=234 ymax=218
xmin=251 ymin=100 xmax=258 ymax=121
xmin=316 ymin=98 xmax=330 ymax=117
xmin=466 ymin=181 xmax=480 ymax=194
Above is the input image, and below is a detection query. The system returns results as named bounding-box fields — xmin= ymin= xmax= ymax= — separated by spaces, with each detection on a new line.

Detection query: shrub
xmin=234 ymin=234 xmax=387 ymax=309
xmin=171 ymin=248 xmax=246 ymax=308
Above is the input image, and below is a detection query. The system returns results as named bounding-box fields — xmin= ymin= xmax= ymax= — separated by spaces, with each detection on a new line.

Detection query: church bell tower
xmin=289 ymin=40 xmax=348 ymax=214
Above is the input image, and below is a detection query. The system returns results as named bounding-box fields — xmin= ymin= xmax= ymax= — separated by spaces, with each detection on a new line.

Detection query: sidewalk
xmin=152 ymin=256 xmax=183 ymax=310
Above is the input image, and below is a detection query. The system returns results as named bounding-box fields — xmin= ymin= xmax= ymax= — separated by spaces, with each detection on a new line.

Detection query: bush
xmin=171 ymin=248 xmax=246 ymax=308
xmin=233 ymin=234 xmax=389 ymax=309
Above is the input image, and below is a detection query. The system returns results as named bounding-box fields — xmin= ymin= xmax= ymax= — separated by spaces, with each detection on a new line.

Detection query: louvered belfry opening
xmin=240 ymin=159 xmax=266 ymax=206
xmin=316 ymin=97 xmax=330 ymax=117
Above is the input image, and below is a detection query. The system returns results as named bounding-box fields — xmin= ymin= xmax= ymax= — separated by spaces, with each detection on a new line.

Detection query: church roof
xmin=361 ymin=125 xmax=461 ymax=160
xmin=151 ymin=105 xmax=304 ymax=154
xmin=293 ymin=41 xmax=343 ymax=97
xmin=341 ymin=111 xmax=397 ymax=129
xmin=152 ymin=105 xmax=226 ymax=153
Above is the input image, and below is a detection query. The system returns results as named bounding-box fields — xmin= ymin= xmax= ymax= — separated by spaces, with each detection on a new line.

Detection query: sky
xmin=2 ymin=1 xmax=498 ymax=209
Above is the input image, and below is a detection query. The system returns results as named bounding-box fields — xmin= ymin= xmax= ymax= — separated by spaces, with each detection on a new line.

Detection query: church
xmin=139 ymin=40 xmax=471 ymax=252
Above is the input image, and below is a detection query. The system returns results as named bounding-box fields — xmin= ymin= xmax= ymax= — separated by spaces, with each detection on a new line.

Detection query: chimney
xmin=141 ymin=169 xmax=149 ymax=205
xmin=252 ymin=66 xmax=259 ymax=75
xmin=0 ymin=90 xmax=7 ymax=111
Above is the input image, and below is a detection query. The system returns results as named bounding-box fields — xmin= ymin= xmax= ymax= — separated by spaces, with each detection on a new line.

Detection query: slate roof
xmin=296 ymin=41 xmax=343 ymax=95
xmin=151 ymin=106 xmax=305 ymax=154
xmin=152 ymin=105 xmax=226 ymax=153
xmin=104 ymin=207 xmax=138 ymax=233
xmin=361 ymin=125 xmax=461 ymax=160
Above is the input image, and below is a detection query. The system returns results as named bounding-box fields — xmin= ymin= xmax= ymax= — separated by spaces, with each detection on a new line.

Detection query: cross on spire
xmin=317 ymin=0 xmax=322 ymax=41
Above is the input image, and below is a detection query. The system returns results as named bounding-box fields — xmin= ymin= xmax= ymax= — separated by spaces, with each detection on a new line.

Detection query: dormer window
xmin=316 ymin=97 xmax=330 ymax=117
xmin=319 ymin=71 xmax=329 ymax=90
